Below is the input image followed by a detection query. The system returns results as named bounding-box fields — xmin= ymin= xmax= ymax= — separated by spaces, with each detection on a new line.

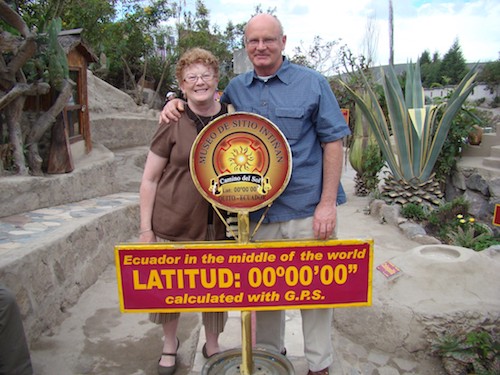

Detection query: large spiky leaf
xmin=383 ymin=66 xmax=414 ymax=179
xmin=419 ymin=65 xmax=479 ymax=180
xmin=339 ymin=78 xmax=404 ymax=180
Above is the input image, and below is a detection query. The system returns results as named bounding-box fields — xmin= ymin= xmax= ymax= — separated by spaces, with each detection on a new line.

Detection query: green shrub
xmin=400 ymin=203 xmax=428 ymax=221
xmin=425 ymin=196 xmax=470 ymax=238
xmin=426 ymin=198 xmax=498 ymax=250
xmin=432 ymin=329 xmax=500 ymax=375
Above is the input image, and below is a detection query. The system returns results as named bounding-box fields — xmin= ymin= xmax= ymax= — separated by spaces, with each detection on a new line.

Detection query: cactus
xmin=46 ymin=18 xmax=68 ymax=91
xmin=339 ymin=61 xmax=478 ymax=207
xmin=348 ymin=91 xmax=384 ymax=196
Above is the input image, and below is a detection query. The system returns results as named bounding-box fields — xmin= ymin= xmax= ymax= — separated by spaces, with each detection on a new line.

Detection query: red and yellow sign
xmin=115 ymin=239 xmax=373 ymax=313
xmin=493 ymin=204 xmax=500 ymax=226
xmin=190 ymin=112 xmax=292 ymax=212
xmin=341 ymin=108 xmax=350 ymax=126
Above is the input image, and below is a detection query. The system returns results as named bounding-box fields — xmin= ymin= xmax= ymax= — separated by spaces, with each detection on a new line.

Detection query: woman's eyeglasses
xmin=183 ymin=73 xmax=215 ymax=83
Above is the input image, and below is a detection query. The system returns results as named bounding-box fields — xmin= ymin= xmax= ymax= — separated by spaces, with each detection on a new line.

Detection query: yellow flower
xmin=469 ymin=217 xmax=475 ymax=223
xmin=459 ymin=219 xmax=466 ymax=224
xmin=457 ymin=214 xmax=464 ymax=219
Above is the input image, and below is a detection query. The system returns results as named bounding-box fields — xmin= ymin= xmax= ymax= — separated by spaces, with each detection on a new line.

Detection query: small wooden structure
xmin=57 ymin=29 xmax=97 ymax=152
xmin=50 ymin=29 xmax=98 ymax=173
xmin=25 ymin=28 xmax=98 ymax=173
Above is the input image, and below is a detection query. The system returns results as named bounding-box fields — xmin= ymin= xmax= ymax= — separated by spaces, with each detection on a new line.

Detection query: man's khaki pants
xmin=250 ymin=216 xmax=335 ymax=372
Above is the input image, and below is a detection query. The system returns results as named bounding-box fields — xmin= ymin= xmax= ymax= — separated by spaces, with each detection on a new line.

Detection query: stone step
xmin=90 ymin=113 xmax=158 ymax=151
xmin=461 ymin=132 xmax=500 ymax=158
xmin=481 ymin=132 xmax=500 ymax=149
xmin=490 ymin=145 xmax=500 ymax=158
xmin=0 ymin=193 xmax=139 ymax=345
xmin=0 ymin=143 xmax=117 ymax=218
xmin=483 ymin=156 xmax=500 ymax=169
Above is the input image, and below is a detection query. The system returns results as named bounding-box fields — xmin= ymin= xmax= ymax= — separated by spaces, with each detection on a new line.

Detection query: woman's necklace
xmin=188 ymin=105 xmax=219 ymax=133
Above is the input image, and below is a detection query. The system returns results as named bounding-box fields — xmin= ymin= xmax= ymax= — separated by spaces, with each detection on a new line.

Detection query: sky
xmin=183 ymin=0 xmax=500 ymax=66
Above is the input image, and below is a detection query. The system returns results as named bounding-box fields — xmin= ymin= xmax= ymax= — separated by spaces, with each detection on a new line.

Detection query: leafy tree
xmin=1 ymin=1 xmax=72 ymax=175
xmin=419 ymin=41 xmax=468 ymax=88
xmin=59 ymin=0 xmax=116 ymax=48
xmin=477 ymin=58 xmax=500 ymax=99
xmin=290 ymin=36 xmax=343 ymax=76
xmin=99 ymin=1 xmax=176 ymax=91
xmin=174 ymin=0 xmax=236 ymax=90
xmin=223 ymin=20 xmax=245 ymax=52
xmin=439 ymin=39 xmax=468 ymax=85
xmin=420 ymin=50 xmax=442 ymax=87
xmin=420 ymin=50 xmax=432 ymax=65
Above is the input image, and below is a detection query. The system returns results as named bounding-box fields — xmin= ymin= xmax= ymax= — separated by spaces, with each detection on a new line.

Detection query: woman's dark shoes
xmin=202 ymin=343 xmax=219 ymax=359
xmin=307 ymin=368 xmax=329 ymax=375
xmin=158 ymin=338 xmax=180 ymax=375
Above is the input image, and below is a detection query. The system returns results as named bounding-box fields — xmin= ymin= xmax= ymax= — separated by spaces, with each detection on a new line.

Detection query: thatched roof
xmin=57 ymin=28 xmax=98 ymax=63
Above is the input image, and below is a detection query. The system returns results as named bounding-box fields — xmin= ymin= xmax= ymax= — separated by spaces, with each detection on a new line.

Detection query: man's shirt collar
xmin=244 ymin=56 xmax=291 ymax=86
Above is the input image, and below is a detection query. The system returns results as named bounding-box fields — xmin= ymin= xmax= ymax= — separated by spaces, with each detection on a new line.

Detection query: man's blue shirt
xmin=221 ymin=58 xmax=351 ymax=223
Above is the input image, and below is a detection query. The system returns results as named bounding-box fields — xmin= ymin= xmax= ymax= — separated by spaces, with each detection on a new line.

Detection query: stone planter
xmin=468 ymin=124 xmax=483 ymax=145
xmin=333 ymin=245 xmax=500 ymax=359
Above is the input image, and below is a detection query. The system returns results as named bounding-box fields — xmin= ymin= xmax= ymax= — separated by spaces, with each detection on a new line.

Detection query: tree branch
xmin=0 ymin=0 xmax=31 ymax=37
xmin=27 ymin=79 xmax=73 ymax=145
xmin=0 ymin=82 xmax=50 ymax=111
xmin=26 ymin=79 xmax=74 ymax=175
xmin=7 ymin=36 xmax=37 ymax=75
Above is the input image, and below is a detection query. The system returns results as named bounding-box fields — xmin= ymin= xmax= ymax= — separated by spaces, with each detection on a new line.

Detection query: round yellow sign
xmin=190 ymin=112 xmax=292 ymax=212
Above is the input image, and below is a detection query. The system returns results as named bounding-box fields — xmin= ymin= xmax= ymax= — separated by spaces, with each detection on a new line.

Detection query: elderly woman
xmin=139 ymin=48 xmax=228 ymax=375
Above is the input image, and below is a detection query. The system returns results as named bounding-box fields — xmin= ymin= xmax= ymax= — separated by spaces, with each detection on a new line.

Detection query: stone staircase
xmin=0 ymin=111 xmax=157 ymax=345
xmin=484 ymin=144 xmax=500 ymax=170
xmin=460 ymin=131 xmax=500 ymax=173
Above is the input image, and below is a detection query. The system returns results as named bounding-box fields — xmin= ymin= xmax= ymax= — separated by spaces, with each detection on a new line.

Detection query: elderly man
xmin=160 ymin=13 xmax=350 ymax=375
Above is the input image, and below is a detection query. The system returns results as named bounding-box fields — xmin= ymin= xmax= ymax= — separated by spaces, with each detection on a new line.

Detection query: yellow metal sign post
xmin=237 ymin=212 xmax=252 ymax=375
xmin=190 ymin=113 xmax=293 ymax=374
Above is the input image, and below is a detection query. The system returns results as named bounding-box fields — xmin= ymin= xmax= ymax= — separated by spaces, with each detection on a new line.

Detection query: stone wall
xmin=447 ymin=165 xmax=500 ymax=236
xmin=0 ymin=144 xmax=116 ymax=218
xmin=0 ymin=198 xmax=139 ymax=344
xmin=368 ymin=161 xmax=500 ymax=242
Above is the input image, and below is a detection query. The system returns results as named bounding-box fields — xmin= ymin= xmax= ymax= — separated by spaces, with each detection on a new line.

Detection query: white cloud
xmin=197 ymin=0 xmax=499 ymax=65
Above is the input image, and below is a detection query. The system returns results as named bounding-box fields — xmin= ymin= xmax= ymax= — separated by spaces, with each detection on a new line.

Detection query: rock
xmin=334 ymin=245 xmax=500 ymax=359
xmin=399 ymin=221 xmax=426 ymax=238
xmin=488 ymin=177 xmax=500 ymax=198
xmin=463 ymin=189 xmax=490 ymax=219
xmin=465 ymin=173 xmax=490 ymax=196
xmin=381 ymin=204 xmax=400 ymax=226
xmin=411 ymin=234 xmax=442 ymax=245
xmin=369 ymin=199 xmax=386 ymax=217
xmin=451 ymin=171 xmax=467 ymax=191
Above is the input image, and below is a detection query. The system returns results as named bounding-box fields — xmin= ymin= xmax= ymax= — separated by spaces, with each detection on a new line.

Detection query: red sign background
xmin=115 ymin=239 xmax=373 ymax=313
xmin=493 ymin=204 xmax=500 ymax=226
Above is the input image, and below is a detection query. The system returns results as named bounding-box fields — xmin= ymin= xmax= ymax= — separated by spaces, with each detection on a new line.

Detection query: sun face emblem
xmin=229 ymin=146 xmax=254 ymax=172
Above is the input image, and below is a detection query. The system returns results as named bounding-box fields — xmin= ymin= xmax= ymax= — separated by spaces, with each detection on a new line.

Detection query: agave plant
xmin=339 ymin=61 xmax=478 ymax=206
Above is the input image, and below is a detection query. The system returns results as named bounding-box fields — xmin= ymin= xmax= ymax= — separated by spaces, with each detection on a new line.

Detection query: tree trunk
xmin=121 ymin=57 xmax=140 ymax=104
xmin=26 ymin=79 xmax=73 ymax=175
xmin=5 ymin=96 xmax=29 ymax=175
xmin=47 ymin=116 xmax=74 ymax=174
xmin=388 ymin=0 xmax=394 ymax=66
xmin=151 ymin=60 xmax=170 ymax=108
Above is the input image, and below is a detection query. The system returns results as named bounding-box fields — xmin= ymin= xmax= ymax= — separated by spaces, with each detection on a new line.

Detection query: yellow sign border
xmin=114 ymin=238 xmax=374 ymax=313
